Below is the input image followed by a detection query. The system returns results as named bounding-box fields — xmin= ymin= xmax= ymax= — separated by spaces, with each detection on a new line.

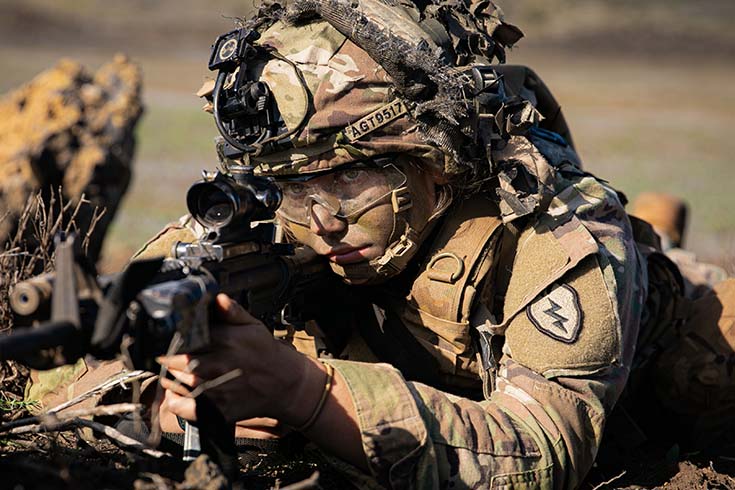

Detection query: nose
xmin=309 ymin=202 xmax=347 ymax=236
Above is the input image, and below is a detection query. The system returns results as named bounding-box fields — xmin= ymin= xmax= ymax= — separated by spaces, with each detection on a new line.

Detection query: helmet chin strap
xmin=372 ymin=221 xmax=420 ymax=277
xmin=330 ymin=185 xmax=437 ymax=284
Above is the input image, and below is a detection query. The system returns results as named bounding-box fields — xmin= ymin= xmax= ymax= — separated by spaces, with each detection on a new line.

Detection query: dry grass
xmin=0 ymin=190 xmax=104 ymax=423
xmin=0 ymin=190 xmax=104 ymax=332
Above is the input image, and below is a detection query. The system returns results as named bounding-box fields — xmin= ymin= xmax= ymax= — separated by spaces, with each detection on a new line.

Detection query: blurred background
xmin=1 ymin=0 xmax=733 ymax=272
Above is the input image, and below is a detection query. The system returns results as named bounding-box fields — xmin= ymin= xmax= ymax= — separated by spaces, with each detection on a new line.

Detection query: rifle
xmin=0 ymin=167 xmax=331 ymax=484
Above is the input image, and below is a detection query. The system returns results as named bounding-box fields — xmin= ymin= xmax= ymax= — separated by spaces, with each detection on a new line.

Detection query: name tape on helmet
xmin=342 ymin=100 xmax=408 ymax=142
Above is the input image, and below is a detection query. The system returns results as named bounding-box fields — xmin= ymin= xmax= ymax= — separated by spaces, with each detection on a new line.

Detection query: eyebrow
xmin=273 ymin=155 xmax=396 ymax=183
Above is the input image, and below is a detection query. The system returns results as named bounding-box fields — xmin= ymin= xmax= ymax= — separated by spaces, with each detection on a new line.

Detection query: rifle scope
xmin=187 ymin=171 xmax=282 ymax=230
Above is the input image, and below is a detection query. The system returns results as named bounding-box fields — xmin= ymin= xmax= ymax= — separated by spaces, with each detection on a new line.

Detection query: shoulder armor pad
xmin=502 ymin=217 xmax=623 ymax=376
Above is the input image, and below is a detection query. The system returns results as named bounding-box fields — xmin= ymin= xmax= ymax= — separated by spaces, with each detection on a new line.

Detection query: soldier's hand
xmin=156 ymin=294 xmax=326 ymax=427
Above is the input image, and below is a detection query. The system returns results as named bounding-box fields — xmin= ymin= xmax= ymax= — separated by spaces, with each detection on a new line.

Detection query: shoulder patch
xmin=504 ymin=255 xmax=622 ymax=376
xmin=526 ymin=284 xmax=582 ymax=343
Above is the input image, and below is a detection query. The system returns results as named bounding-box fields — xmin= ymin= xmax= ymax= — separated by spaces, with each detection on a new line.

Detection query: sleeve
xmin=324 ymin=180 xmax=645 ymax=489
xmin=130 ymin=214 xmax=200 ymax=261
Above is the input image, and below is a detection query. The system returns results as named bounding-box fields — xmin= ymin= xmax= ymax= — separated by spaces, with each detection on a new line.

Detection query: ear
xmin=418 ymin=163 xmax=449 ymax=185
xmin=429 ymin=169 xmax=450 ymax=185
xmin=427 ymin=155 xmax=451 ymax=185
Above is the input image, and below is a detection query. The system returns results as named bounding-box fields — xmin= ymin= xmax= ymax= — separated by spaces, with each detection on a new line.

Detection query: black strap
xmin=163 ymin=431 xmax=290 ymax=452
xmin=163 ymin=430 xmax=303 ymax=469
xmin=353 ymin=301 xmax=443 ymax=387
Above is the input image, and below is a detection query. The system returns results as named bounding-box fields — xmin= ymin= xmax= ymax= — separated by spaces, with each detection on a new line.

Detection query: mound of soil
xmin=664 ymin=461 xmax=735 ymax=490
xmin=0 ymin=55 xmax=143 ymax=263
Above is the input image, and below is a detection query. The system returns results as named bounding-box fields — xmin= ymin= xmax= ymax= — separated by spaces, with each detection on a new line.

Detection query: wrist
xmin=289 ymin=362 xmax=334 ymax=432
xmin=272 ymin=352 xmax=328 ymax=426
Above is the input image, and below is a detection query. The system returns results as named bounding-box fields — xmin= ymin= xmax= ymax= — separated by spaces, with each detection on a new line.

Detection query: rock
xmin=0 ymin=54 xmax=143 ymax=263
xmin=179 ymin=455 xmax=229 ymax=490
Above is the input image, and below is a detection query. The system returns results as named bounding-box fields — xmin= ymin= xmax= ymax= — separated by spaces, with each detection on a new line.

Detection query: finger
xmin=156 ymin=354 xmax=194 ymax=372
xmin=166 ymin=368 xmax=201 ymax=388
xmin=161 ymin=389 xmax=197 ymax=421
xmin=235 ymin=417 xmax=281 ymax=429
xmin=160 ymin=375 xmax=195 ymax=396
xmin=234 ymin=425 xmax=287 ymax=440
xmin=215 ymin=294 xmax=260 ymax=324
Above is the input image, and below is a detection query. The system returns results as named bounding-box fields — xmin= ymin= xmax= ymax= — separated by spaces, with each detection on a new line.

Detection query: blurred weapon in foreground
xmin=0 ymin=168 xmax=330 ymax=485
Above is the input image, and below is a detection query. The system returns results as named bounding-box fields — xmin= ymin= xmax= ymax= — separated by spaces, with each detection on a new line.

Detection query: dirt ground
xmin=1 ymin=1 xmax=735 ymax=489
xmin=3 ymin=405 xmax=735 ymax=490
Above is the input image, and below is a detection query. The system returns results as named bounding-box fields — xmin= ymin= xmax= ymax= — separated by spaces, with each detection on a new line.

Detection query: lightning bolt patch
xmin=527 ymin=284 xmax=582 ymax=343
xmin=543 ymin=300 xmax=569 ymax=332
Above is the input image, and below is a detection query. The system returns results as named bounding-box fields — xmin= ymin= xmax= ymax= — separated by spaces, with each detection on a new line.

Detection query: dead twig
xmin=0 ymin=361 xmax=21 ymax=385
xmin=76 ymin=418 xmax=170 ymax=459
xmin=63 ymin=193 xmax=89 ymax=235
xmin=46 ymin=369 xmax=154 ymax=415
xmin=591 ymin=470 xmax=627 ymax=490
xmin=0 ymin=403 xmax=169 ymax=459
xmin=0 ymin=402 xmax=141 ymax=434
xmin=189 ymin=368 xmax=243 ymax=399
xmin=82 ymin=206 xmax=107 ymax=254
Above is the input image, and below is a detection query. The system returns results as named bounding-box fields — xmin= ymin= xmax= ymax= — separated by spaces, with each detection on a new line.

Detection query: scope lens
xmin=196 ymin=186 xmax=234 ymax=227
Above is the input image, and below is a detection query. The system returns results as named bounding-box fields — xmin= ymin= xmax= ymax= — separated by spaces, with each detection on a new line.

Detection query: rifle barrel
xmin=0 ymin=321 xmax=82 ymax=365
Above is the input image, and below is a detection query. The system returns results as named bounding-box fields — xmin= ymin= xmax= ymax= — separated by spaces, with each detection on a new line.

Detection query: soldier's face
xmin=277 ymin=161 xmax=438 ymax=283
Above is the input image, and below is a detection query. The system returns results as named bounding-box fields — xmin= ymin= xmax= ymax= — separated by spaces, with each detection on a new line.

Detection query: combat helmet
xmin=198 ymin=0 xmax=567 ymax=281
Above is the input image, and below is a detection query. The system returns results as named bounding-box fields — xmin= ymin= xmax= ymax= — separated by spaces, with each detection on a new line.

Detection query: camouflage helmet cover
xmin=250 ymin=19 xmax=446 ymax=176
xmin=202 ymin=0 xmax=523 ymax=178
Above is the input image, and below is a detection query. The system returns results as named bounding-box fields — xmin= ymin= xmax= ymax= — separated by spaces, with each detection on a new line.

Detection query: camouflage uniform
xmin=21 ymin=5 xmax=732 ymax=487
xmin=135 ymin=11 xmax=647 ymax=488
xmin=136 ymin=152 xmax=643 ymax=489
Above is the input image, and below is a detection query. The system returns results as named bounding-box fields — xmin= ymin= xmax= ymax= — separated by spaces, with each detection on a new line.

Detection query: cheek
xmin=351 ymin=203 xmax=396 ymax=251
xmin=279 ymin=204 xmax=396 ymax=253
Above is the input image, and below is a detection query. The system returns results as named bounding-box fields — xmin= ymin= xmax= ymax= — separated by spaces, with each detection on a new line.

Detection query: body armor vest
xmin=327 ymin=193 xmax=506 ymax=397
xmin=394 ymin=194 xmax=504 ymax=390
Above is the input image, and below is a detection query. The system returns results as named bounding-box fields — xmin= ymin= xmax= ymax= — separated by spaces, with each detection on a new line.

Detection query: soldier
xmin=145 ymin=1 xmax=645 ymax=488
xmin=26 ymin=0 xmax=734 ymax=488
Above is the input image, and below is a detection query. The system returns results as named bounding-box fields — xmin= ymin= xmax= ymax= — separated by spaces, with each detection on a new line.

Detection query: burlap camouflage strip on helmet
xmin=197 ymin=19 xmax=446 ymax=177
xmin=199 ymin=0 xmax=523 ymax=178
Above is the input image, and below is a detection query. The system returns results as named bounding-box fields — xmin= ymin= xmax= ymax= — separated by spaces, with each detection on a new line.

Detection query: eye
xmin=282 ymin=183 xmax=307 ymax=198
xmin=340 ymin=168 xmax=366 ymax=183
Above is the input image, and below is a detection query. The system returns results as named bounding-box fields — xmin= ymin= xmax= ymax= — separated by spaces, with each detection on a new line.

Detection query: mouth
xmin=325 ymin=245 xmax=372 ymax=265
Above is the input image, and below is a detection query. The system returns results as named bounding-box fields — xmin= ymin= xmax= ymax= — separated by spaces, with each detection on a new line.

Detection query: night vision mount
xmin=208 ymin=28 xmax=289 ymax=159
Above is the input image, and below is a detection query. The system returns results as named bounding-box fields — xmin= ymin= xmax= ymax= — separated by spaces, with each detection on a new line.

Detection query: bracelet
xmin=293 ymin=362 xmax=335 ymax=433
